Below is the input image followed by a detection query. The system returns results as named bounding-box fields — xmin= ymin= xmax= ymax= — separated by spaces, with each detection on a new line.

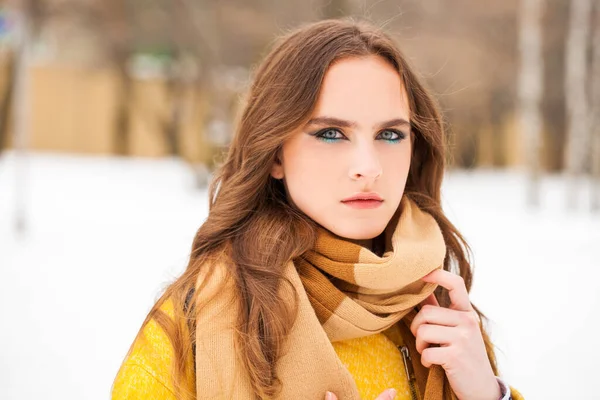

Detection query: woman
xmin=112 ymin=19 xmax=523 ymax=400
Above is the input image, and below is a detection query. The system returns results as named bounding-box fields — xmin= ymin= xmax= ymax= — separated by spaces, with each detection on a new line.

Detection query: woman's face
xmin=271 ymin=55 xmax=412 ymax=241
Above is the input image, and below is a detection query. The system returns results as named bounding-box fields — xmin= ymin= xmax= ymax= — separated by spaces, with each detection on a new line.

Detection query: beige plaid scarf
xmin=195 ymin=196 xmax=450 ymax=399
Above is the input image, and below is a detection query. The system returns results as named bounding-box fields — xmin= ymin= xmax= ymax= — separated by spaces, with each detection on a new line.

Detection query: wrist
xmin=474 ymin=376 xmax=503 ymax=400
xmin=488 ymin=378 xmax=503 ymax=400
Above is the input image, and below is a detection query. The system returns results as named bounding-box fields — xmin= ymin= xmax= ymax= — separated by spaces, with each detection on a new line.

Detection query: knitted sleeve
xmin=111 ymin=297 xmax=195 ymax=399
xmin=112 ymin=362 xmax=177 ymax=400
xmin=510 ymin=386 xmax=525 ymax=400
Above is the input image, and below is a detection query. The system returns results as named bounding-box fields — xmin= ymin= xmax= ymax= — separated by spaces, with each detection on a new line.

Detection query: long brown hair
xmin=117 ymin=18 xmax=499 ymax=400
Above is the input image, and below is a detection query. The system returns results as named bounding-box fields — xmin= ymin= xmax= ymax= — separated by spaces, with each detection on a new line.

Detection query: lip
xmin=342 ymin=199 xmax=383 ymax=209
xmin=341 ymin=192 xmax=384 ymax=209
xmin=341 ymin=192 xmax=383 ymax=202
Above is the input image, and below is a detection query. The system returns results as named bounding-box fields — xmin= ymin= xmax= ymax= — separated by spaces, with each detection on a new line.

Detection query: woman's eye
xmin=378 ymin=130 xmax=404 ymax=141
xmin=313 ymin=128 xmax=405 ymax=142
xmin=315 ymin=128 xmax=344 ymax=141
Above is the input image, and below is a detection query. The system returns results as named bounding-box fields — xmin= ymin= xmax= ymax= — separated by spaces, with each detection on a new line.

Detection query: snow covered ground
xmin=0 ymin=151 xmax=598 ymax=400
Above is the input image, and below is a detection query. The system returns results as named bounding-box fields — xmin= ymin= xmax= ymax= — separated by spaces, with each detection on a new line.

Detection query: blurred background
xmin=0 ymin=0 xmax=599 ymax=399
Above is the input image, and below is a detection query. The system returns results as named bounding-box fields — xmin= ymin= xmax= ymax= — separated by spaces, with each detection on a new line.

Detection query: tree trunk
xmin=113 ymin=59 xmax=132 ymax=156
xmin=164 ymin=57 xmax=185 ymax=157
xmin=101 ymin=0 xmax=133 ymax=156
xmin=11 ymin=6 xmax=35 ymax=235
xmin=0 ymin=50 xmax=15 ymax=153
xmin=518 ymin=0 xmax=545 ymax=207
xmin=564 ymin=0 xmax=592 ymax=209
xmin=591 ymin=0 xmax=600 ymax=211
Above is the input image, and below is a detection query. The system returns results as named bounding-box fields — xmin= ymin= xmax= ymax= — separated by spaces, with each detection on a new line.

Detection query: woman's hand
xmin=326 ymin=388 xmax=397 ymax=400
xmin=410 ymin=269 xmax=501 ymax=400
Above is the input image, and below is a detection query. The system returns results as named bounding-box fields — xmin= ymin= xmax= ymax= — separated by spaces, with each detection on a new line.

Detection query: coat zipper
xmin=399 ymin=345 xmax=419 ymax=400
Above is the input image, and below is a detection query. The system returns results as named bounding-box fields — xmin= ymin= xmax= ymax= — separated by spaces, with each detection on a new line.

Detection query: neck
xmin=347 ymin=234 xmax=386 ymax=256
xmin=348 ymin=238 xmax=373 ymax=250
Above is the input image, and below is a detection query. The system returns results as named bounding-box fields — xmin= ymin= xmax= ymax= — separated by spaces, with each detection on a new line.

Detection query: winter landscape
xmin=1 ymin=151 xmax=599 ymax=400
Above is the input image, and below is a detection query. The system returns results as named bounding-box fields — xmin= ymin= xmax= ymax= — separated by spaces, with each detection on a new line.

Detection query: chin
xmin=329 ymin=223 xmax=387 ymax=241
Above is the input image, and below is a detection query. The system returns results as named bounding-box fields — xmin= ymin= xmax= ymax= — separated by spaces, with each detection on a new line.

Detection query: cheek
xmin=284 ymin=151 xmax=334 ymax=197
xmin=383 ymin=144 xmax=412 ymax=182
xmin=282 ymin=144 xmax=344 ymax=213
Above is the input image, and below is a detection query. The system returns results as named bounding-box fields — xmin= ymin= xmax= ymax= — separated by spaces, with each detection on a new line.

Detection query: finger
xmin=414 ymin=324 xmax=456 ymax=354
xmin=325 ymin=391 xmax=337 ymax=400
xmin=422 ymin=269 xmax=472 ymax=311
xmin=420 ymin=346 xmax=452 ymax=369
xmin=410 ymin=304 xmax=462 ymax=336
xmin=375 ymin=388 xmax=398 ymax=400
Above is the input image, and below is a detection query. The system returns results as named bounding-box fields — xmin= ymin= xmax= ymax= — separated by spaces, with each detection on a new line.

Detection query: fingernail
xmin=325 ymin=391 xmax=334 ymax=400
xmin=387 ymin=388 xmax=397 ymax=399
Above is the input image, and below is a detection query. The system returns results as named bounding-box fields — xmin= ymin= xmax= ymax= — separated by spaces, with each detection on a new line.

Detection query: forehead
xmin=313 ymin=56 xmax=410 ymax=123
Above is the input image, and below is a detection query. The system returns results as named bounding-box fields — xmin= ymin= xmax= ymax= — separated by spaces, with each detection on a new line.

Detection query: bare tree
xmin=12 ymin=0 xmax=45 ymax=235
xmin=6 ymin=0 xmax=44 ymax=235
xmin=564 ymin=0 xmax=592 ymax=209
xmin=98 ymin=0 xmax=134 ymax=156
xmin=591 ymin=0 xmax=600 ymax=211
xmin=518 ymin=0 xmax=545 ymax=207
xmin=0 ymin=47 xmax=15 ymax=153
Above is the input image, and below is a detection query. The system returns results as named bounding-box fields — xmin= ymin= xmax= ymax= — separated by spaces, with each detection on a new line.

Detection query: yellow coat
xmin=112 ymin=298 xmax=523 ymax=400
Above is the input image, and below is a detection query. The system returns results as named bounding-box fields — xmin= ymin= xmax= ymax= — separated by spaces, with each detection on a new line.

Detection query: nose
xmin=348 ymin=141 xmax=382 ymax=181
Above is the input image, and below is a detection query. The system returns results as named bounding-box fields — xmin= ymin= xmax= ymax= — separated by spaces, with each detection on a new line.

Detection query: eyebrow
xmin=305 ymin=116 xmax=411 ymax=130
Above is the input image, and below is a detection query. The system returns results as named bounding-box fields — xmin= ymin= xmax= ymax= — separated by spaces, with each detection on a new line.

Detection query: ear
xmin=270 ymin=150 xmax=284 ymax=179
